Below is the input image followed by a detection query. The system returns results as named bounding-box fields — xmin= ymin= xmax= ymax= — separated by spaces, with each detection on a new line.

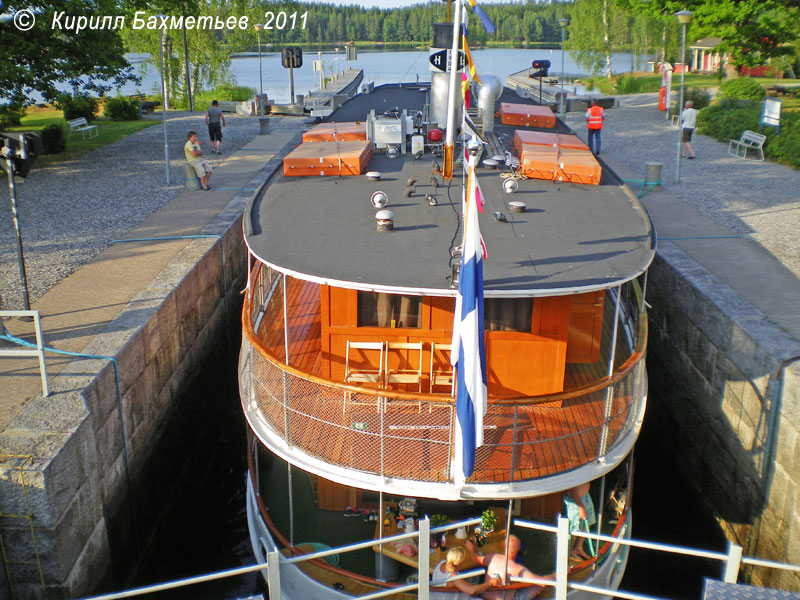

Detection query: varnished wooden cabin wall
xmin=566 ymin=291 xmax=605 ymax=364
xmin=320 ymin=287 xmax=609 ymax=397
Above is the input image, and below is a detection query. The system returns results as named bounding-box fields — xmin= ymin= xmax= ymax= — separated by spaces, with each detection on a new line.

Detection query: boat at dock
xmin=238 ymin=16 xmax=654 ymax=600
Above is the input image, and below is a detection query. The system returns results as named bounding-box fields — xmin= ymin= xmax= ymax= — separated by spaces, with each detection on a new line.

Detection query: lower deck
xmin=252 ymin=445 xmax=631 ymax=597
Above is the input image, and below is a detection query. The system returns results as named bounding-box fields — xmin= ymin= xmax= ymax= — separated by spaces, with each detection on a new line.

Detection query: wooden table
xmin=372 ymin=505 xmax=508 ymax=574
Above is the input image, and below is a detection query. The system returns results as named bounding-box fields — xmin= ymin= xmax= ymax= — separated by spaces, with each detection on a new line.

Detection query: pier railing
xmin=240 ymin=264 xmax=648 ymax=487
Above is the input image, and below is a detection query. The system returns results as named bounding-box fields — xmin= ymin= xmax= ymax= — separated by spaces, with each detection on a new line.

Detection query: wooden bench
xmin=216 ymin=101 xmax=241 ymax=113
xmin=728 ymin=130 xmax=766 ymax=161
xmin=67 ymin=117 xmax=98 ymax=140
xmin=129 ymin=94 xmax=161 ymax=114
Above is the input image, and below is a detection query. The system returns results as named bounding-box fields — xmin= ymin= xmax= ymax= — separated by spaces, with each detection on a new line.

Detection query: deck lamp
xmin=157 ymin=15 xmax=170 ymax=185
xmin=675 ymin=9 xmax=692 ymax=183
xmin=558 ymin=18 xmax=569 ymax=115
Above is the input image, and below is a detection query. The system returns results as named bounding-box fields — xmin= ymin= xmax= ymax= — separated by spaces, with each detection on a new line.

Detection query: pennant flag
xmin=462 ymin=35 xmax=482 ymax=86
xmin=462 ymin=142 xmax=486 ymax=213
xmin=462 ymin=72 xmax=471 ymax=109
xmin=466 ymin=0 xmax=496 ymax=35
xmin=450 ymin=150 xmax=487 ymax=482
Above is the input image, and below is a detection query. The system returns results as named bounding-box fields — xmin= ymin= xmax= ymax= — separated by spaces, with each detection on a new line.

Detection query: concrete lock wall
xmin=646 ymin=241 xmax=800 ymax=592
xmin=0 ymin=198 xmax=250 ymax=599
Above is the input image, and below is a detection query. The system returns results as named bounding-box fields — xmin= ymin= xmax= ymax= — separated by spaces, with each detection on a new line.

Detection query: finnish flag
xmin=451 ymin=151 xmax=487 ymax=483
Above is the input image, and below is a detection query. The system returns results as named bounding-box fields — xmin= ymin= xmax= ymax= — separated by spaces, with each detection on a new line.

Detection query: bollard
xmin=644 ymin=162 xmax=662 ymax=190
xmin=259 ymin=117 xmax=271 ymax=135
xmin=183 ymin=164 xmax=201 ymax=191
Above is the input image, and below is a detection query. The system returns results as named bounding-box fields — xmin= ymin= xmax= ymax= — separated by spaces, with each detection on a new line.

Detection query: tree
xmin=618 ymin=0 xmax=799 ymax=72
xmin=120 ymin=0 xmax=233 ymax=103
xmin=0 ymin=0 xmax=137 ymax=106
xmin=567 ymin=0 xmax=627 ymax=78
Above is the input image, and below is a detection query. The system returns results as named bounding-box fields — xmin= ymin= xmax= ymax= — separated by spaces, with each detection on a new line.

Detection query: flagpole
xmin=443 ymin=0 xmax=463 ymax=179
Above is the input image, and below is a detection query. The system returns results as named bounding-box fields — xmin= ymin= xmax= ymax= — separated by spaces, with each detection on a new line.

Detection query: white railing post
xmin=266 ymin=549 xmax=281 ymax=598
xmin=32 ymin=311 xmax=49 ymax=396
xmin=0 ymin=309 xmax=49 ymax=396
xmin=418 ymin=517 xmax=430 ymax=600
xmin=598 ymin=284 xmax=622 ymax=461
xmin=555 ymin=516 xmax=570 ymax=600
xmin=724 ymin=542 xmax=743 ymax=583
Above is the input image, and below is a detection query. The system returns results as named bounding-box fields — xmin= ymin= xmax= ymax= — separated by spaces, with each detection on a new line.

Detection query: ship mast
xmin=443 ymin=0 xmax=463 ymax=179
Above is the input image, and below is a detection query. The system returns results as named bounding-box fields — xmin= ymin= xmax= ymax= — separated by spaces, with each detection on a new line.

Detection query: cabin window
xmin=484 ymin=298 xmax=533 ymax=332
xmin=357 ymin=292 xmax=422 ymax=328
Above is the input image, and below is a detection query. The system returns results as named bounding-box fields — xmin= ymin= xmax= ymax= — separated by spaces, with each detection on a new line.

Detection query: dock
xmin=506 ymin=68 xmax=615 ymax=112
xmin=303 ymin=68 xmax=364 ymax=118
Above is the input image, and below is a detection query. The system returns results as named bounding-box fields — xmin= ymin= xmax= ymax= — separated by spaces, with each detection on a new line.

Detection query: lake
xmin=120 ymin=48 xmax=652 ymax=105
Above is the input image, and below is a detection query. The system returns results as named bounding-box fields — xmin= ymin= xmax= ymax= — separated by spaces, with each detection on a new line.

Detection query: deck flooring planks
xmin=253 ymin=276 xmax=636 ymax=484
xmin=258 ymin=277 xmax=323 ymax=373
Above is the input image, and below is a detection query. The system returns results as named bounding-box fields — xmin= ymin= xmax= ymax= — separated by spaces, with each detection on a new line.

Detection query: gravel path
xmin=0 ymin=111 xmax=259 ymax=310
xmin=562 ymin=92 xmax=800 ymax=277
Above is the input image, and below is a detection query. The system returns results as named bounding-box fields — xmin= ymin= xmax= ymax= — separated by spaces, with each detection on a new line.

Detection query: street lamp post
xmin=255 ymin=23 xmax=264 ymax=115
xmin=558 ymin=18 xmax=569 ymax=115
xmin=675 ymin=10 xmax=692 ymax=183
xmin=158 ymin=16 xmax=170 ymax=186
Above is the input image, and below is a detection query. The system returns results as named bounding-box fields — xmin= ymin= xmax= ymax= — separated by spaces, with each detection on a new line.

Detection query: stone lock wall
xmin=645 ymin=241 xmax=800 ymax=592
xmin=0 ymin=205 xmax=249 ymax=600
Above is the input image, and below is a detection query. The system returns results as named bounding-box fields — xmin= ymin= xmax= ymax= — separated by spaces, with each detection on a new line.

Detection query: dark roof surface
xmin=246 ymin=84 xmax=654 ymax=296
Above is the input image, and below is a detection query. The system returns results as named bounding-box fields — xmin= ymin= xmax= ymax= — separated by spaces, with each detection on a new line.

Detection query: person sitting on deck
xmin=431 ymin=546 xmax=502 ymax=599
xmin=564 ymin=482 xmax=596 ymax=561
xmin=465 ymin=536 xmax=547 ymax=599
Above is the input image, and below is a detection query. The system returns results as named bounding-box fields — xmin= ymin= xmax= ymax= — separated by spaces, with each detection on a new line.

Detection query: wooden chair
xmin=344 ymin=340 xmax=385 ymax=415
xmin=385 ymin=342 xmax=423 ymax=392
xmin=429 ymin=342 xmax=455 ymax=396
xmin=344 ymin=341 xmax=385 ymax=385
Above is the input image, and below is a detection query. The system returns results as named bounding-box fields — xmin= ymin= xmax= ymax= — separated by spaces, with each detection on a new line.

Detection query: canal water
xmin=131 ymin=348 xmax=726 ymax=600
xmin=113 ymin=48 xmax=649 ymax=105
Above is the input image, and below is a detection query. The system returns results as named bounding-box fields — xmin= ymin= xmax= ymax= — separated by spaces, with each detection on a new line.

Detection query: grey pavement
xmin=1 ymin=110 xmax=261 ymax=310
xmin=562 ymin=92 xmax=800 ymax=342
xmin=0 ymin=113 xmax=300 ymax=431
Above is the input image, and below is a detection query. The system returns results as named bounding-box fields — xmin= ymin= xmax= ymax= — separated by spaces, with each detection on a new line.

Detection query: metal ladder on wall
xmin=0 ymin=454 xmax=46 ymax=599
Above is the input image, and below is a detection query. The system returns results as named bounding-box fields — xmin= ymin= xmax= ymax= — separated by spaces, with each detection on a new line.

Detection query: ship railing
xmin=74 ymin=508 xmax=800 ymax=600
xmin=242 ymin=267 xmax=648 ymax=484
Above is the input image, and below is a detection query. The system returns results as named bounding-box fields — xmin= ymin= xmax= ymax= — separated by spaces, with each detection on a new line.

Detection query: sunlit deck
xmin=240 ymin=265 xmax=647 ymax=498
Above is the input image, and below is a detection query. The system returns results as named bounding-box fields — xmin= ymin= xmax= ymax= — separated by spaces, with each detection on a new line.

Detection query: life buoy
xmin=658 ymin=86 xmax=666 ymax=111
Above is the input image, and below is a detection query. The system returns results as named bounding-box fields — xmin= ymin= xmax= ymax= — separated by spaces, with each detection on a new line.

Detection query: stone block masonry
xmin=0 ymin=234 xmax=244 ymax=599
xmin=646 ymin=240 xmax=800 ymax=592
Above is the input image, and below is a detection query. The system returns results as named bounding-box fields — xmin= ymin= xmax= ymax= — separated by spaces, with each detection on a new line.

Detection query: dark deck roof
xmin=246 ymin=84 xmax=654 ymax=296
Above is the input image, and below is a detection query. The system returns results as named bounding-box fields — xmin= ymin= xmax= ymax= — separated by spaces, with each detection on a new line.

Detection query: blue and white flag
xmin=451 ymin=151 xmax=487 ymax=483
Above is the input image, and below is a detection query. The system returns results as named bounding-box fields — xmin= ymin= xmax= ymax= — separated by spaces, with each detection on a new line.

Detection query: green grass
xmin=8 ymin=105 xmax=158 ymax=166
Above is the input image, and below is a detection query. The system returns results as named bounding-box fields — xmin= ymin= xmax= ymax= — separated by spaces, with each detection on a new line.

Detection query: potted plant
xmin=481 ymin=509 xmax=497 ymax=533
xmin=430 ymin=514 xmax=449 ymax=528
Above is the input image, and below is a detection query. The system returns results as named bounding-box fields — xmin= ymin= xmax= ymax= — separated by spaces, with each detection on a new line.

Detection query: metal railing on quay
xmin=76 ymin=512 xmax=800 ymax=600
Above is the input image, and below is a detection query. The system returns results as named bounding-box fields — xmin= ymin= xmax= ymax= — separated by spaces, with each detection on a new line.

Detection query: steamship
xmin=238 ymin=19 xmax=654 ymax=600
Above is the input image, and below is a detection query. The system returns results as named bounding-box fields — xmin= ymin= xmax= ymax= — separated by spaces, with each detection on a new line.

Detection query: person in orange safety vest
xmin=585 ymin=99 xmax=604 ymax=155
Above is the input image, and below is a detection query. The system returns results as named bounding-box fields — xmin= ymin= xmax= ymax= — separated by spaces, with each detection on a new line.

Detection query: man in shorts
xmin=184 ymin=131 xmax=212 ymax=191
xmin=205 ymin=100 xmax=226 ymax=154
xmin=465 ymin=536 xmax=547 ymax=599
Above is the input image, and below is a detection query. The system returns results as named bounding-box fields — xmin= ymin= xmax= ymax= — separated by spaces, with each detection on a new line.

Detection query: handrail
xmin=242 ymin=264 xmax=648 ymax=407
xmin=246 ymin=441 xmax=627 ymax=590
